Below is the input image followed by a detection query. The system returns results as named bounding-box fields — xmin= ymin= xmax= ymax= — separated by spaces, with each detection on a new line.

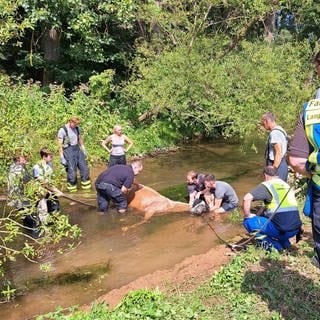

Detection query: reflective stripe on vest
xmin=303 ymin=98 xmax=320 ymax=187
xmin=262 ymin=178 xmax=298 ymax=216
xmin=35 ymin=161 xmax=53 ymax=183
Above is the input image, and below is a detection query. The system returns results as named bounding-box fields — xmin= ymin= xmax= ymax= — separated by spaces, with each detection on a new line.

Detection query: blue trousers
xmin=243 ymin=216 xmax=299 ymax=251
xmin=96 ymin=182 xmax=127 ymax=212
xmin=63 ymin=145 xmax=90 ymax=185
xmin=307 ymin=185 xmax=320 ymax=261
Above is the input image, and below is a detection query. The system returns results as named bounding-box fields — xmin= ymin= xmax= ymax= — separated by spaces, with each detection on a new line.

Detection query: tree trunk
xmin=41 ymin=28 xmax=61 ymax=84
xmin=264 ymin=11 xmax=275 ymax=43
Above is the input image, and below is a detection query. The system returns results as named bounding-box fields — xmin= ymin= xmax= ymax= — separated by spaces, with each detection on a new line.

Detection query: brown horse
xmin=123 ymin=184 xmax=189 ymax=231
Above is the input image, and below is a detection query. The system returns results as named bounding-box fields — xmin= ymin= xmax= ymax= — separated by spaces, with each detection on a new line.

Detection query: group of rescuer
xmin=7 ymin=117 xmax=138 ymax=236
xmin=186 ymin=110 xmax=303 ymax=253
xmin=6 ymin=50 xmax=320 ymax=270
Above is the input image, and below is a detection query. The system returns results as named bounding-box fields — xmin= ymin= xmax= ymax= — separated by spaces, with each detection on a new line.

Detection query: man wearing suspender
xmin=261 ymin=112 xmax=288 ymax=182
xmin=57 ymin=116 xmax=91 ymax=192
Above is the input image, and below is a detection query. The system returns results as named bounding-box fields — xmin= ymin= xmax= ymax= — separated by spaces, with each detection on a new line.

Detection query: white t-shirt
xmin=268 ymin=126 xmax=287 ymax=160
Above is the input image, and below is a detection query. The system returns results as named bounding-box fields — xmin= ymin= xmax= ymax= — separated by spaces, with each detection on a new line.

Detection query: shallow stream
xmin=0 ymin=141 xmax=263 ymax=320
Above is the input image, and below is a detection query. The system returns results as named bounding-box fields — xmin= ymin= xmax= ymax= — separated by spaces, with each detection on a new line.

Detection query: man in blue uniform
xmin=95 ymin=160 xmax=143 ymax=213
xmin=288 ymin=51 xmax=320 ymax=267
xmin=242 ymin=166 xmax=302 ymax=251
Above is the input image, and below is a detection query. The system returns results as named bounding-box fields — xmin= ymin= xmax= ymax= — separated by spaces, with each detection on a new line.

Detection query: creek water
xmin=0 ymin=141 xmax=263 ymax=320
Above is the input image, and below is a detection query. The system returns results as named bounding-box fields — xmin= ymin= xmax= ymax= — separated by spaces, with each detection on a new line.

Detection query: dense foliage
xmin=0 ymin=72 xmax=180 ymax=184
xmin=0 ymin=1 xmax=319 ymax=171
xmin=0 ymin=0 xmax=138 ymax=86
xmin=126 ymin=40 xmax=314 ymax=138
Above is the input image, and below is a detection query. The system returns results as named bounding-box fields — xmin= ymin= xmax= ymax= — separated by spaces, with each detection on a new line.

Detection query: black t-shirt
xmin=95 ymin=165 xmax=134 ymax=189
xmin=187 ymin=173 xmax=206 ymax=194
xmin=250 ymin=184 xmax=272 ymax=203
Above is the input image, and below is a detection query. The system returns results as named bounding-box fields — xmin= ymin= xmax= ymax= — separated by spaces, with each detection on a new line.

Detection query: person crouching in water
xmin=242 ymin=166 xmax=302 ymax=251
xmin=33 ymin=148 xmax=60 ymax=226
xmin=95 ymin=160 xmax=143 ymax=213
xmin=7 ymin=154 xmax=31 ymax=210
xmin=186 ymin=170 xmax=212 ymax=215
xmin=203 ymin=174 xmax=239 ymax=220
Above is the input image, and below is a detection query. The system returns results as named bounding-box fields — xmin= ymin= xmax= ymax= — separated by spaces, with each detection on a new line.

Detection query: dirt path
xmin=83 ymin=244 xmax=234 ymax=309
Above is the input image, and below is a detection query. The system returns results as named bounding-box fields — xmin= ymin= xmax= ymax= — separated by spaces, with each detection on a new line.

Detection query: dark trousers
xmin=46 ymin=193 xmax=60 ymax=213
xmin=109 ymin=154 xmax=126 ymax=167
xmin=311 ymin=186 xmax=320 ymax=261
xmin=266 ymin=157 xmax=288 ymax=182
xmin=23 ymin=194 xmax=60 ymax=225
xmin=96 ymin=182 xmax=127 ymax=212
xmin=63 ymin=145 xmax=90 ymax=185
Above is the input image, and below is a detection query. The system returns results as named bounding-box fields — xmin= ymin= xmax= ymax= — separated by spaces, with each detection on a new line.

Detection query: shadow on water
xmin=0 ymin=141 xmax=264 ymax=320
xmin=24 ymin=261 xmax=111 ymax=290
xmin=241 ymin=258 xmax=320 ymax=319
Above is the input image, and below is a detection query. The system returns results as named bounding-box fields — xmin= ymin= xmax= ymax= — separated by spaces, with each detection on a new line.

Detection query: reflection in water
xmin=0 ymin=142 xmax=263 ymax=320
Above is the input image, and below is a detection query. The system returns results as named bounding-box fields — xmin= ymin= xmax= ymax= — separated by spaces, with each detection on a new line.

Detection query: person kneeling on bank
xmin=242 ymin=166 xmax=302 ymax=251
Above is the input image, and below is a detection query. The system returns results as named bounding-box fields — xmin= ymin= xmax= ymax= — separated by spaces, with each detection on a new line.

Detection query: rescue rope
xmin=46 ymin=186 xmax=97 ymax=208
xmin=205 ymin=218 xmax=245 ymax=251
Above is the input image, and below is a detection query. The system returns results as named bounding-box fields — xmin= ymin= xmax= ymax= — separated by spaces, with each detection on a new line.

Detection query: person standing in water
xmin=101 ymin=124 xmax=134 ymax=167
xmin=261 ymin=112 xmax=288 ymax=182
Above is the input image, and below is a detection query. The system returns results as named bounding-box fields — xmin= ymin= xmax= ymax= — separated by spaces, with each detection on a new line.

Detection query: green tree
xmin=125 ymin=40 xmax=313 ymax=138
xmin=0 ymin=0 xmax=138 ymax=86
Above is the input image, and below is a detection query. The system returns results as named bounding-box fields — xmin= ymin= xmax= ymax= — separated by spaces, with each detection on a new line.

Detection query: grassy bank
xmin=37 ymin=216 xmax=320 ymax=320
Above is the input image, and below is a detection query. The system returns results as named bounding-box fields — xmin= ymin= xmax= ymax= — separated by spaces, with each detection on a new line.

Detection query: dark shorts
xmin=109 ymin=155 xmax=126 ymax=167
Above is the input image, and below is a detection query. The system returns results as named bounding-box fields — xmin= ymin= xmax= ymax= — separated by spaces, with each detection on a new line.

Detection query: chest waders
xmin=62 ymin=125 xmax=91 ymax=192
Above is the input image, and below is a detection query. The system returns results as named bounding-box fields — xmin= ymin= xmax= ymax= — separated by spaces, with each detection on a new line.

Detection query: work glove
xmin=82 ymin=147 xmax=87 ymax=158
xmin=60 ymin=156 xmax=67 ymax=166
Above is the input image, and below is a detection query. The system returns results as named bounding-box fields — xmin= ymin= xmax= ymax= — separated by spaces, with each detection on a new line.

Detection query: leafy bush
xmin=125 ymin=39 xmax=314 ymax=139
xmin=0 ymin=74 xmax=179 ymax=185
